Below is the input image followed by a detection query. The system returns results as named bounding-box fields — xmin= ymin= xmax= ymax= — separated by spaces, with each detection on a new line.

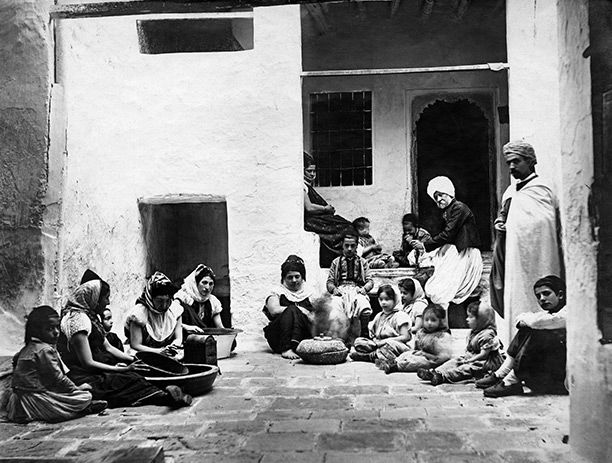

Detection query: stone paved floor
xmin=0 ymin=332 xmax=575 ymax=462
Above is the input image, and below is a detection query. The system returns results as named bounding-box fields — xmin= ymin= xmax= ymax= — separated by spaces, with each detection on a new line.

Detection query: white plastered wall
xmin=54 ymin=5 xmax=317 ymax=335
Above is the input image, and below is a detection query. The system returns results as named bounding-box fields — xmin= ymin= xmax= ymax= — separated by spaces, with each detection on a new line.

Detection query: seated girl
xmin=263 ymin=255 xmax=314 ymax=360
xmin=353 ymin=217 xmax=398 ymax=269
xmin=2 ymin=306 xmax=107 ymax=423
xmin=172 ymin=265 xmax=230 ymax=335
xmin=376 ymin=304 xmax=452 ymax=374
xmin=398 ymin=277 xmax=428 ymax=334
xmin=58 ymin=277 xmax=192 ymax=408
xmin=349 ymin=284 xmax=412 ymax=362
xmin=477 ymin=275 xmax=568 ymax=397
xmin=125 ymin=272 xmax=182 ymax=356
xmin=417 ymin=302 xmax=504 ymax=385
xmin=393 ymin=213 xmax=431 ymax=267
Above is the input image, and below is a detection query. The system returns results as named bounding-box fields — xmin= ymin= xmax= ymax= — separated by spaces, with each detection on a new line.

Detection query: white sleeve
xmin=517 ymin=308 xmax=567 ymax=330
xmin=210 ymin=295 xmax=224 ymax=315
xmin=61 ymin=312 xmax=92 ymax=341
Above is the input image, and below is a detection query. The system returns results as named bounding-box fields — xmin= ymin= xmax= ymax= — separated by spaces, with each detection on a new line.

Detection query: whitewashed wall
xmin=55 ymin=6 xmax=316 ymax=335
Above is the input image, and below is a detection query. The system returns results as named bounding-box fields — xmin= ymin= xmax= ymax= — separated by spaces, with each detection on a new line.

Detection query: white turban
xmin=427 ymin=176 xmax=455 ymax=201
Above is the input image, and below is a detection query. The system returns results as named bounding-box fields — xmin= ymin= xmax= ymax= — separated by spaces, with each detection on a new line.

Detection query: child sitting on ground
xmin=327 ymin=230 xmax=374 ymax=344
xmin=352 ymin=217 xmax=398 ymax=269
xmin=398 ymin=277 xmax=428 ymax=334
xmin=376 ymin=304 xmax=453 ymax=374
xmin=477 ymin=275 xmax=568 ymax=397
xmin=2 ymin=306 xmax=107 ymax=423
xmin=417 ymin=302 xmax=504 ymax=385
xmin=393 ymin=213 xmax=431 ymax=267
xmin=101 ymin=307 xmax=124 ymax=352
xmin=350 ymin=285 xmax=412 ymax=362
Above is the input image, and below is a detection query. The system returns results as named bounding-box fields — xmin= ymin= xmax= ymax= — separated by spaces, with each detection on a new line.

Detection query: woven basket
xmin=296 ymin=337 xmax=349 ymax=365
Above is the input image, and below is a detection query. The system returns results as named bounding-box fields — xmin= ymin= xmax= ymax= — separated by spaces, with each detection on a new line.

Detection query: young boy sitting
xmin=393 ymin=213 xmax=431 ymax=267
xmin=352 ymin=217 xmax=398 ymax=269
xmin=101 ymin=308 xmax=124 ymax=352
xmin=327 ymin=230 xmax=374 ymax=344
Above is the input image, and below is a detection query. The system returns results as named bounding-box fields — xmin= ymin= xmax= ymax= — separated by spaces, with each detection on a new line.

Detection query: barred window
xmin=310 ymin=91 xmax=373 ymax=187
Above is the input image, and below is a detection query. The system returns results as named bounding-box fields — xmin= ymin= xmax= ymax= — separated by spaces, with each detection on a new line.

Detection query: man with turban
xmin=490 ymin=141 xmax=563 ymax=336
xmin=412 ymin=176 xmax=483 ymax=309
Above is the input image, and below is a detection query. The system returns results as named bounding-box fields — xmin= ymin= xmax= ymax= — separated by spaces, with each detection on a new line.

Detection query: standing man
xmin=490 ymin=141 xmax=563 ymax=333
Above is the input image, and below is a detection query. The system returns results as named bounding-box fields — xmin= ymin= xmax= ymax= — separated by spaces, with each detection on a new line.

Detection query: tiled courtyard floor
xmin=0 ymin=332 xmax=575 ymax=462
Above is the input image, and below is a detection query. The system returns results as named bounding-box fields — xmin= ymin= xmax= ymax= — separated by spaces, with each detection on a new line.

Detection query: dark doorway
xmin=415 ymin=99 xmax=493 ymax=250
xmin=138 ymin=197 xmax=232 ymax=327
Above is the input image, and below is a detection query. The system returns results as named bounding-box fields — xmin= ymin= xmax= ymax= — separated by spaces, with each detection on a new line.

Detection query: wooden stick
xmin=302 ymin=63 xmax=509 ymax=77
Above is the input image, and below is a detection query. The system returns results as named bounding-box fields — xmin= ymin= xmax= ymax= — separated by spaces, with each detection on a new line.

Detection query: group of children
xmin=344 ymin=270 xmax=567 ymax=397
xmin=353 ymin=214 xmax=431 ymax=269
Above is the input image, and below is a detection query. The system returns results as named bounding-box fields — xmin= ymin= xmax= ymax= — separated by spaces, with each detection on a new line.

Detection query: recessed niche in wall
xmin=137 ymin=18 xmax=254 ymax=54
xmin=138 ymin=195 xmax=232 ymax=327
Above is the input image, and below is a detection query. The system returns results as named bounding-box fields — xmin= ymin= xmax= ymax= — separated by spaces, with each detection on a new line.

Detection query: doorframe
xmin=406 ymin=87 xmax=503 ymax=250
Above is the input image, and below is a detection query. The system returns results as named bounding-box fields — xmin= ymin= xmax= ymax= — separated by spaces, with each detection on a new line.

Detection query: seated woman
xmin=171 ymin=264 xmax=230 ymax=335
xmin=477 ymin=275 xmax=568 ymax=397
xmin=57 ymin=276 xmax=192 ymax=408
xmin=303 ymin=151 xmax=352 ymax=266
xmin=263 ymin=255 xmax=314 ymax=360
xmin=412 ymin=176 xmax=483 ymax=308
xmin=124 ymin=272 xmax=182 ymax=356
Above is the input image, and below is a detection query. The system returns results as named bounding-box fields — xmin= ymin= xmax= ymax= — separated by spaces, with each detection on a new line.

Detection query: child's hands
xmin=78 ymin=383 xmax=92 ymax=391
xmin=332 ymin=289 xmax=342 ymax=296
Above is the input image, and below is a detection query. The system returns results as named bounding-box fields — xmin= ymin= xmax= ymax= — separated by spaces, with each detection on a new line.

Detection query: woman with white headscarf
xmin=412 ymin=176 xmax=483 ymax=308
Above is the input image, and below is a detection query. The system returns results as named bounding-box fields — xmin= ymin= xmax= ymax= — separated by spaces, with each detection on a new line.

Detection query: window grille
xmin=309 ymin=91 xmax=373 ymax=187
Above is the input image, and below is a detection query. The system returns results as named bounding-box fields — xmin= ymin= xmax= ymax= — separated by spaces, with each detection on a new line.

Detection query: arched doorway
xmin=415 ymin=98 xmax=493 ymax=250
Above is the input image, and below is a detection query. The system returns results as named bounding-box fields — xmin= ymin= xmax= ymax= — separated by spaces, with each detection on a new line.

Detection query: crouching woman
xmin=263 ymin=255 xmax=314 ymax=360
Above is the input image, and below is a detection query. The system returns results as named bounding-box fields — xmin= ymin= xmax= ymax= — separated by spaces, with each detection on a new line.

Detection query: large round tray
xmin=144 ymin=363 xmax=219 ymax=396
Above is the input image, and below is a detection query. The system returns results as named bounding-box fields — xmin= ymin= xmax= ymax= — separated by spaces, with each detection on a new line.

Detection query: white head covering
xmin=427 ymin=176 xmax=455 ymax=201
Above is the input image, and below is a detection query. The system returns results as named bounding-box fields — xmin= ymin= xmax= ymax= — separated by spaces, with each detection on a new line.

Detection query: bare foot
xmin=281 ymin=349 xmax=300 ymax=360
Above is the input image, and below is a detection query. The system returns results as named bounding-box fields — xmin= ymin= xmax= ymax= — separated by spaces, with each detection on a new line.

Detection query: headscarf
xmin=79 ymin=269 xmax=110 ymax=303
xmin=399 ymin=277 xmax=427 ymax=311
xmin=427 ymin=176 xmax=455 ymax=201
xmin=135 ymin=272 xmax=175 ymax=315
xmin=132 ymin=272 xmax=180 ymax=342
xmin=61 ymin=280 xmax=106 ymax=336
xmin=281 ymin=255 xmax=306 ymax=282
xmin=303 ymin=151 xmax=315 ymax=168
xmin=25 ymin=306 xmax=60 ymax=344
xmin=377 ymin=284 xmax=401 ymax=312
xmin=503 ymin=140 xmax=537 ymax=166
xmin=174 ymin=264 xmax=215 ymax=306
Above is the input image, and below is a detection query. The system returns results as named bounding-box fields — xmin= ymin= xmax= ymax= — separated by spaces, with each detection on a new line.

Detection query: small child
xmin=477 ymin=275 xmax=568 ymax=397
xmin=417 ymin=302 xmax=504 ymax=385
xmin=101 ymin=308 xmax=124 ymax=352
xmin=327 ymin=230 xmax=374 ymax=343
xmin=398 ymin=277 xmax=428 ymax=334
xmin=393 ymin=214 xmax=431 ymax=267
xmin=376 ymin=304 xmax=452 ymax=374
xmin=350 ymin=285 xmax=412 ymax=362
xmin=352 ymin=217 xmax=398 ymax=269
xmin=2 ymin=306 xmax=107 ymax=423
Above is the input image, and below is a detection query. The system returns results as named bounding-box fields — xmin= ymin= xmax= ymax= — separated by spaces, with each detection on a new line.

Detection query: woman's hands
xmin=78 ymin=383 xmax=92 ymax=391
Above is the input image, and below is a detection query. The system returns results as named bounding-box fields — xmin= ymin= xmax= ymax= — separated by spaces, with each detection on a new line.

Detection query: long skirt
xmin=3 ymin=388 xmax=92 ymax=423
xmin=509 ymin=328 xmax=567 ymax=394
xmin=305 ymin=214 xmax=352 ymax=254
xmin=264 ymin=305 xmax=313 ymax=354
xmin=425 ymin=244 xmax=483 ymax=306
xmin=67 ymin=369 xmax=166 ymax=408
